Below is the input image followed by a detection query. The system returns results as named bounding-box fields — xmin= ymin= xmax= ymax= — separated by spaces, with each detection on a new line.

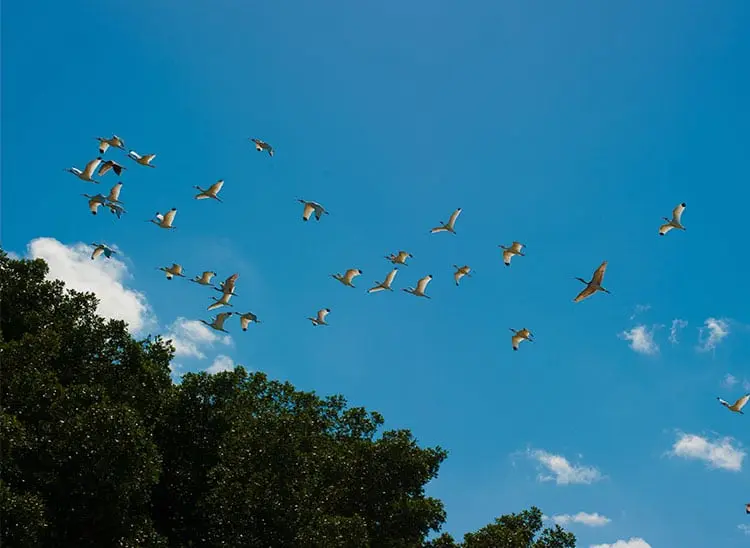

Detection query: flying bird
xmin=98 ymin=159 xmax=126 ymax=177
xmin=148 ymin=208 xmax=177 ymax=229
xmin=194 ymin=180 xmax=224 ymax=202
xmin=158 ymin=263 xmax=186 ymax=280
xmin=82 ymin=193 xmax=107 ymax=215
xmin=239 ymin=312 xmax=261 ymax=330
xmin=214 ymin=273 xmax=239 ymax=297
xmin=332 ymin=268 xmax=363 ymax=288
xmin=403 ymin=275 xmax=433 ymax=299
xmin=308 ymin=308 xmax=330 ymax=326
xmin=573 ymin=261 xmax=610 ymax=303
xmin=499 ymin=242 xmax=525 ymax=266
xmin=200 ymin=312 xmax=234 ymax=333
xmin=659 ymin=203 xmax=687 ymax=236
xmin=430 ymin=208 xmax=462 ymax=234
xmin=297 ymin=199 xmax=329 ymax=221
xmin=208 ymin=291 xmax=234 ymax=311
xmin=250 ymin=138 xmax=274 ymax=157
xmin=128 ymin=150 xmax=156 ymax=167
xmin=95 ymin=135 xmax=125 ymax=154
xmin=717 ymin=394 xmax=749 ymax=415
xmin=90 ymin=243 xmax=116 ymax=260
xmin=191 ymin=271 xmax=217 ymax=286
xmin=510 ymin=328 xmax=534 ymax=351
xmin=368 ymin=268 xmax=398 ymax=293
xmin=104 ymin=182 xmax=124 ymax=203
xmin=66 ymin=157 xmax=102 ymax=183
xmin=452 ymin=265 xmax=472 ymax=286
xmin=385 ymin=251 xmax=413 ymax=266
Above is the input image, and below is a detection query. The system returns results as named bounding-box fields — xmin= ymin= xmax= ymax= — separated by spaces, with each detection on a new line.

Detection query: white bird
xmin=717 ymin=394 xmax=749 ymax=415
xmin=332 ymin=268 xmax=363 ymax=288
xmin=208 ymin=291 xmax=234 ymax=311
xmin=215 ymin=273 xmax=239 ymax=296
xmin=385 ymin=251 xmax=413 ymax=266
xmin=191 ymin=271 xmax=217 ymax=286
xmin=430 ymin=207 xmax=462 ymax=234
xmin=128 ymin=150 xmax=156 ymax=167
xmin=90 ymin=243 xmax=116 ymax=260
xmin=194 ymin=180 xmax=224 ymax=202
xmin=82 ymin=193 xmax=107 ymax=215
xmin=66 ymin=157 xmax=102 ymax=183
xmin=297 ymin=199 xmax=329 ymax=221
xmin=158 ymin=263 xmax=186 ymax=280
xmin=148 ymin=208 xmax=177 ymax=229
xmin=250 ymin=138 xmax=274 ymax=157
xmin=98 ymin=159 xmax=127 ymax=177
xmin=105 ymin=182 xmax=124 ymax=203
xmin=403 ymin=275 xmax=433 ymax=299
xmin=510 ymin=328 xmax=534 ymax=351
xmin=308 ymin=308 xmax=330 ymax=326
xmin=659 ymin=203 xmax=687 ymax=236
xmin=368 ymin=268 xmax=398 ymax=293
xmin=106 ymin=202 xmax=127 ymax=219
xmin=239 ymin=312 xmax=261 ymax=331
xmin=200 ymin=312 xmax=234 ymax=333
xmin=95 ymin=135 xmax=125 ymax=154
xmin=452 ymin=265 xmax=472 ymax=286
xmin=499 ymin=241 xmax=525 ymax=266
xmin=573 ymin=261 xmax=610 ymax=303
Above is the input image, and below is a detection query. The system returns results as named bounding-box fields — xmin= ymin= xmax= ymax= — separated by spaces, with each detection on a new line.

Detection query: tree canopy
xmin=0 ymin=250 xmax=576 ymax=547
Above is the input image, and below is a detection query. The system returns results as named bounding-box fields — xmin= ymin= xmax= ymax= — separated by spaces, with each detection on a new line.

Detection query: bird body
xmin=452 ymin=265 xmax=472 ymax=286
xmin=90 ymin=243 xmax=116 ymax=260
xmin=66 ymin=157 xmax=102 ymax=183
xmin=240 ymin=312 xmax=261 ymax=330
xmin=368 ymin=268 xmax=398 ymax=293
xmin=659 ymin=203 xmax=687 ymax=236
xmin=96 ymin=135 xmax=125 ymax=154
xmin=250 ymin=138 xmax=274 ymax=157
xmin=431 ymin=208 xmax=462 ymax=234
xmin=149 ymin=208 xmax=177 ymax=229
xmin=404 ymin=275 xmax=433 ymax=298
xmin=333 ymin=268 xmax=363 ymax=287
xmin=98 ymin=159 xmax=126 ymax=177
xmin=308 ymin=308 xmax=330 ymax=326
xmin=386 ymin=251 xmax=413 ymax=266
xmin=159 ymin=263 xmax=186 ymax=280
xmin=201 ymin=312 xmax=233 ymax=333
xmin=510 ymin=328 xmax=534 ymax=351
xmin=191 ymin=271 xmax=217 ymax=285
xmin=298 ymin=199 xmax=328 ymax=221
xmin=194 ymin=180 xmax=224 ymax=201
xmin=128 ymin=150 xmax=156 ymax=167
xmin=500 ymin=241 xmax=525 ymax=266
xmin=573 ymin=261 xmax=610 ymax=302
xmin=717 ymin=394 xmax=749 ymax=414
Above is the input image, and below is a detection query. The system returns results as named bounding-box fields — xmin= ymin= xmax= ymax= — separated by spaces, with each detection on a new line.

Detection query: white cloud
xmin=545 ymin=512 xmax=611 ymax=527
xmin=738 ymin=524 xmax=750 ymax=536
xmin=697 ymin=317 xmax=729 ymax=352
xmin=206 ymin=354 xmax=235 ymax=374
xmin=590 ymin=538 xmax=651 ymax=548
xmin=744 ymin=380 xmax=750 ymax=391
xmin=165 ymin=317 xmax=232 ymax=360
xmin=528 ymin=449 xmax=603 ymax=485
xmin=722 ymin=374 xmax=738 ymax=388
xmin=619 ymin=325 xmax=659 ymax=355
xmin=668 ymin=319 xmax=688 ymax=344
xmin=25 ymin=237 xmax=155 ymax=335
xmin=629 ymin=304 xmax=651 ymax=320
xmin=6 ymin=250 xmax=21 ymax=260
xmin=669 ymin=433 xmax=745 ymax=472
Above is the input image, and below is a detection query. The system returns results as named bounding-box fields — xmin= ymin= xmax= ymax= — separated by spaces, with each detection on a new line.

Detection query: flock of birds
xmin=65 ymin=133 xmax=749 ymax=514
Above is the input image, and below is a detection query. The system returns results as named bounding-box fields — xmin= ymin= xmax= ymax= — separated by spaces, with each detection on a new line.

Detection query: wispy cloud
xmin=618 ymin=325 xmax=659 ymax=355
xmin=590 ymin=538 xmax=652 ymax=548
xmin=544 ymin=512 xmax=610 ymax=527
xmin=165 ymin=317 xmax=232 ymax=360
xmin=527 ymin=449 xmax=603 ymax=485
xmin=629 ymin=304 xmax=651 ymax=320
xmin=697 ymin=317 xmax=729 ymax=352
xmin=669 ymin=432 xmax=745 ymax=472
xmin=668 ymin=319 xmax=688 ymax=344
xmin=205 ymin=354 xmax=235 ymax=374
xmin=722 ymin=374 xmax=739 ymax=388
xmin=24 ymin=237 xmax=156 ymax=335
xmin=738 ymin=524 xmax=750 ymax=536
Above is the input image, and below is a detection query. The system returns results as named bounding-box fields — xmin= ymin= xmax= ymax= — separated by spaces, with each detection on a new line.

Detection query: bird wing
xmin=222 ymin=273 xmax=239 ymax=293
xmin=88 ymin=198 xmax=102 ymax=214
xmin=344 ymin=269 xmax=361 ymax=282
xmin=171 ymin=263 xmax=182 ymax=274
xmin=430 ymin=226 xmax=448 ymax=233
xmin=734 ymin=394 xmax=750 ymax=410
xmin=368 ymin=284 xmax=385 ymax=293
xmin=454 ymin=270 xmax=464 ymax=284
xmin=208 ymin=180 xmax=224 ymax=195
xmin=511 ymin=334 xmax=522 ymax=349
xmin=83 ymin=158 xmax=102 ymax=178
xmin=302 ymin=202 xmax=315 ymax=220
xmin=214 ymin=313 xmax=231 ymax=329
xmin=573 ymin=284 xmax=596 ymax=303
xmin=503 ymin=249 xmax=513 ymax=265
xmin=447 ymin=208 xmax=462 ymax=228
xmin=163 ymin=209 xmax=177 ymax=225
xmin=416 ymin=276 xmax=432 ymax=293
xmin=511 ymin=241 xmax=524 ymax=253
xmin=672 ymin=203 xmax=686 ymax=223
xmin=142 ymin=154 xmax=156 ymax=164
xmin=207 ymin=301 xmax=224 ymax=311
xmin=129 ymin=150 xmax=142 ymax=160
xmin=202 ymin=271 xmax=214 ymax=283
xmin=91 ymin=247 xmax=104 ymax=260
xmin=397 ymin=251 xmax=409 ymax=262
xmin=384 ymin=268 xmax=398 ymax=286
xmin=98 ymin=141 xmax=110 ymax=154
xmin=108 ymin=182 xmax=123 ymax=202
xmin=240 ymin=316 xmax=250 ymax=330
xmin=658 ymin=223 xmax=674 ymax=235
xmin=591 ymin=261 xmax=608 ymax=285
xmin=518 ymin=328 xmax=531 ymax=338
xmin=317 ymin=309 xmax=329 ymax=322
xmin=312 ymin=203 xmax=325 ymax=220
xmin=98 ymin=161 xmax=113 ymax=176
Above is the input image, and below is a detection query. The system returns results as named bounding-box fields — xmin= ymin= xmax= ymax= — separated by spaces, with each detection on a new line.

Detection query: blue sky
xmin=3 ymin=1 xmax=750 ymax=545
